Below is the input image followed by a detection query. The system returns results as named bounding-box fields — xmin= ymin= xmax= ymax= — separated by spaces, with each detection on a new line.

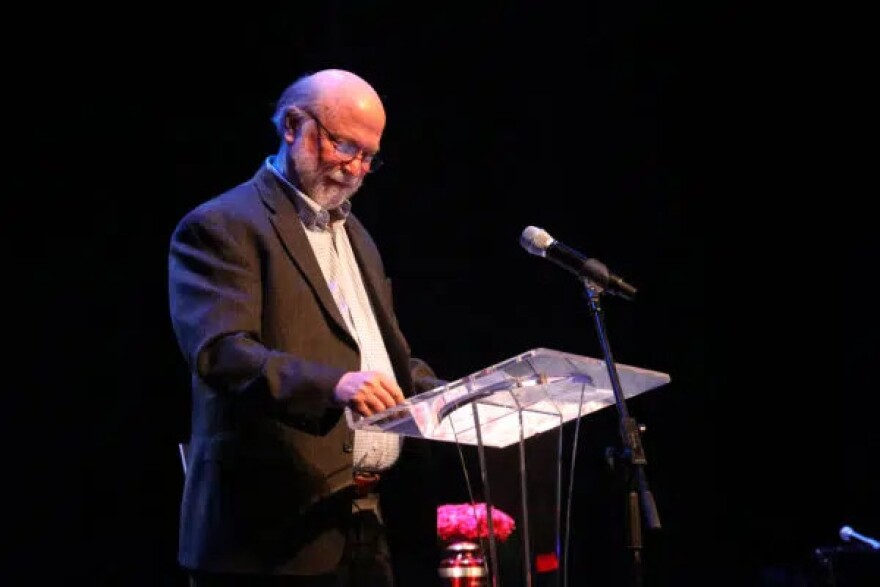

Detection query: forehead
xmin=318 ymin=105 xmax=384 ymax=153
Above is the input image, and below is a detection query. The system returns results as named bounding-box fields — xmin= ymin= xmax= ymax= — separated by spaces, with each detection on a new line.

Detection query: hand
xmin=334 ymin=371 xmax=405 ymax=417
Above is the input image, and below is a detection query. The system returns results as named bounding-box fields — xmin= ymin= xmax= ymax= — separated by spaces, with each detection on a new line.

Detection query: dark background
xmin=15 ymin=2 xmax=878 ymax=586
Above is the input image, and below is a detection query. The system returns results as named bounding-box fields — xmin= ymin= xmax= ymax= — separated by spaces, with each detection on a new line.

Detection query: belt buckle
xmin=353 ymin=471 xmax=380 ymax=497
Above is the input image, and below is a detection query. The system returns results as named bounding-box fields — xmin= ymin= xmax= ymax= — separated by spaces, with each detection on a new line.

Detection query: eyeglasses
xmin=304 ymin=111 xmax=384 ymax=173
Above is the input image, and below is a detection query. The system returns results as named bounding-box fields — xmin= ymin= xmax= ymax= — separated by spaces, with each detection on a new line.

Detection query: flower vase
xmin=438 ymin=540 xmax=488 ymax=586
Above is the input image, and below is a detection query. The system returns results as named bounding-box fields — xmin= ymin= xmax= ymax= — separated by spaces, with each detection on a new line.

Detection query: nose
xmin=341 ymin=155 xmax=370 ymax=177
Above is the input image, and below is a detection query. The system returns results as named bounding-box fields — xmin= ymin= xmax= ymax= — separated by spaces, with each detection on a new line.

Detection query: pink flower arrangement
xmin=437 ymin=502 xmax=516 ymax=542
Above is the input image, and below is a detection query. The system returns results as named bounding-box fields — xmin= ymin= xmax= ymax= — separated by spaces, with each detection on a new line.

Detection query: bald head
xmin=272 ymin=69 xmax=385 ymax=137
xmin=271 ymin=69 xmax=386 ymax=209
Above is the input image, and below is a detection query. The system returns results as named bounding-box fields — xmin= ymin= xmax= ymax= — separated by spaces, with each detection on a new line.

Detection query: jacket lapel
xmin=345 ymin=221 xmax=389 ymax=319
xmin=346 ymin=218 xmax=411 ymax=387
xmin=255 ymin=168 xmax=355 ymax=345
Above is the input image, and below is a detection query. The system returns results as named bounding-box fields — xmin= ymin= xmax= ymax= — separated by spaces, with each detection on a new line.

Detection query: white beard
xmin=293 ymin=149 xmax=361 ymax=209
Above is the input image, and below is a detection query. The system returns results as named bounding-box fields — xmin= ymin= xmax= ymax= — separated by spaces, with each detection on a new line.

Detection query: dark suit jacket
xmin=169 ymin=164 xmax=440 ymax=575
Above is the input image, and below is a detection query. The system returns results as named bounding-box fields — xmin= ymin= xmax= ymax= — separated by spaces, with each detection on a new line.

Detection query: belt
xmin=352 ymin=472 xmax=382 ymax=518
xmin=353 ymin=471 xmax=380 ymax=497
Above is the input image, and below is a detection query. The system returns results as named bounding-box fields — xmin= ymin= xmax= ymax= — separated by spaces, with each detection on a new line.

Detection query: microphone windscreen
xmin=520 ymin=226 xmax=554 ymax=256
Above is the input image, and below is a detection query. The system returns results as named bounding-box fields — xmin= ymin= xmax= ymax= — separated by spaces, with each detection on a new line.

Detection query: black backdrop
xmin=16 ymin=3 xmax=879 ymax=586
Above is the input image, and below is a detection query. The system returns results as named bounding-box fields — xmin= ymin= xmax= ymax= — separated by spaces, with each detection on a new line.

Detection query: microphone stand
xmin=582 ymin=279 xmax=661 ymax=587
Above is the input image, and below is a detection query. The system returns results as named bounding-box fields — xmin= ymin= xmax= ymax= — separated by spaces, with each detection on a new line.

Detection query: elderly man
xmin=169 ymin=69 xmax=444 ymax=587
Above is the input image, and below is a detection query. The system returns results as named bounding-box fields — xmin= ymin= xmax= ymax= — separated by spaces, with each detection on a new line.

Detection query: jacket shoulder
xmin=173 ymin=178 xmax=263 ymax=237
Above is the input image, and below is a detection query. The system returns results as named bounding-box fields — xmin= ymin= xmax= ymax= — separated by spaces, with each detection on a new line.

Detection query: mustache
xmin=327 ymin=169 xmax=360 ymax=188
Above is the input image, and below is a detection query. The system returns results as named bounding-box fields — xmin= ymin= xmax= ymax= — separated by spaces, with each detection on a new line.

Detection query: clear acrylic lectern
xmin=351 ymin=347 xmax=670 ymax=448
xmin=349 ymin=347 xmax=671 ymax=586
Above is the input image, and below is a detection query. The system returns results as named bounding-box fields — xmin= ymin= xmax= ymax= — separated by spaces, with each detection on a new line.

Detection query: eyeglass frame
xmin=299 ymin=110 xmax=384 ymax=173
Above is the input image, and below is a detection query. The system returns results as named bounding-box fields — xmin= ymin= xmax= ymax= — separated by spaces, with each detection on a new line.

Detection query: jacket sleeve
xmin=168 ymin=207 xmax=344 ymax=417
xmin=409 ymin=358 xmax=447 ymax=394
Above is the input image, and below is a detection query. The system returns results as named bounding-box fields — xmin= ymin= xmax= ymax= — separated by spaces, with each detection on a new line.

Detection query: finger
xmin=370 ymin=385 xmax=398 ymax=410
xmin=374 ymin=372 xmax=406 ymax=405
xmin=361 ymin=373 xmax=395 ymax=409
xmin=362 ymin=391 xmax=387 ymax=414
xmin=353 ymin=398 xmax=374 ymax=418
xmin=386 ymin=381 xmax=405 ymax=405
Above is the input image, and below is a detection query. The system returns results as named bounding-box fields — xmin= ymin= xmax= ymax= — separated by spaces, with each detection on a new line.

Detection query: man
xmin=169 ymin=69 xmax=443 ymax=586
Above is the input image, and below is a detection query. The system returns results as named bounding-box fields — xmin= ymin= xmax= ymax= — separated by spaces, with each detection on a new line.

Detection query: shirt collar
xmin=265 ymin=156 xmax=352 ymax=231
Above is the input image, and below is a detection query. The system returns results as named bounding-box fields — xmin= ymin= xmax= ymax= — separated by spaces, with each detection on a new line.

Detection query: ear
xmin=283 ymin=108 xmax=302 ymax=142
xmin=285 ymin=107 xmax=306 ymax=132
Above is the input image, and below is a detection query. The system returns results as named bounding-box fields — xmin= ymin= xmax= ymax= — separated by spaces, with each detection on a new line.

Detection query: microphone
xmin=839 ymin=525 xmax=880 ymax=550
xmin=520 ymin=226 xmax=637 ymax=300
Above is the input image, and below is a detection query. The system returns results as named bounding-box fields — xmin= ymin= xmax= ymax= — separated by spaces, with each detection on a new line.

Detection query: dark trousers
xmin=191 ymin=509 xmax=394 ymax=587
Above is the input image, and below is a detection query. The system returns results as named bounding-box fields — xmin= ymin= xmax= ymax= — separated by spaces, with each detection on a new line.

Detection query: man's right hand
xmin=334 ymin=371 xmax=405 ymax=417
